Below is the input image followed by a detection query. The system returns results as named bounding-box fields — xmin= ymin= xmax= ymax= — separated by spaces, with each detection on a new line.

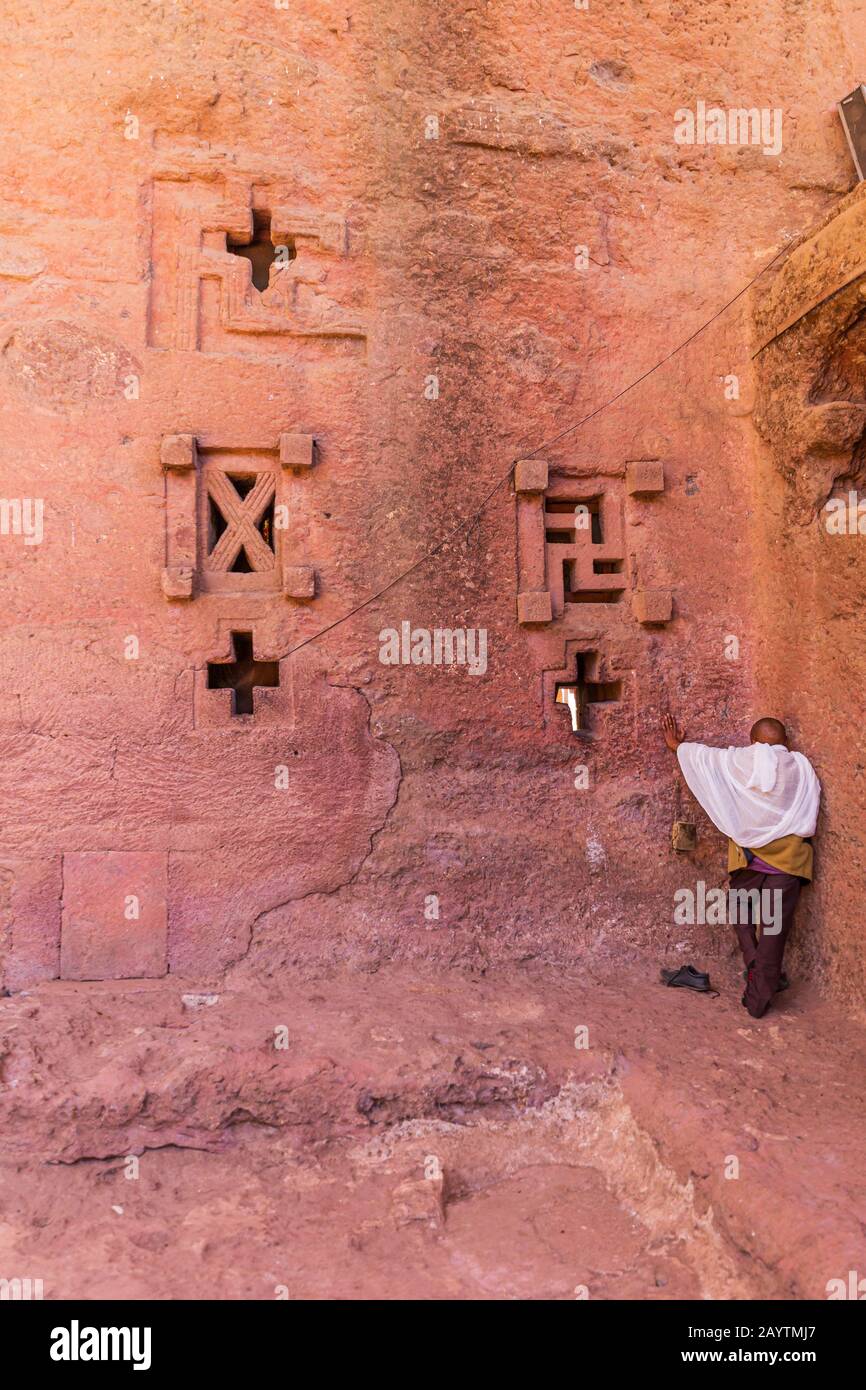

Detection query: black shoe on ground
xmin=661 ymin=964 xmax=712 ymax=992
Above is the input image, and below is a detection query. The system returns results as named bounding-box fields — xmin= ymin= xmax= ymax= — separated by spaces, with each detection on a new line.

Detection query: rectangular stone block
xmin=280 ymin=433 xmax=315 ymax=469
xmin=162 ymin=456 xmax=197 ymax=603
xmin=61 ymin=852 xmax=168 ymax=981
xmin=633 ymin=588 xmax=673 ymax=624
xmin=391 ymin=1173 xmax=445 ymax=1229
xmin=626 ymin=460 xmax=665 ymax=495
xmin=517 ymin=590 xmax=553 ymax=624
xmin=284 ymin=565 xmax=316 ymax=599
xmin=514 ymin=459 xmax=548 ymax=493
xmin=161 ymin=565 xmax=193 ymax=600
xmin=0 ymin=856 xmax=61 ymax=990
xmin=671 ymin=820 xmax=697 ymax=852
xmin=160 ymin=434 xmax=197 ymax=471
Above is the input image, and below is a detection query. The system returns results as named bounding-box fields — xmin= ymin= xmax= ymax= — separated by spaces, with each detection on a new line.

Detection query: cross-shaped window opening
xmin=226 ymin=211 xmax=297 ymax=293
xmin=555 ymin=651 xmax=622 ymax=732
xmin=206 ymin=631 xmax=280 ymax=717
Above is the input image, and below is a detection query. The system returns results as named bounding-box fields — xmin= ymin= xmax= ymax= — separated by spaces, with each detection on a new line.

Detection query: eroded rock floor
xmin=1 ymin=959 xmax=863 ymax=1300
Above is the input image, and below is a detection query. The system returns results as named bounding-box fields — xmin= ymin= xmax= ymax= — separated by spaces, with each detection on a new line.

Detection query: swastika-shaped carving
xmin=149 ymin=171 xmax=365 ymax=352
xmin=514 ymin=461 xmax=670 ymax=627
xmin=515 ymin=466 xmax=625 ymax=622
xmin=543 ymin=489 xmax=626 ymax=612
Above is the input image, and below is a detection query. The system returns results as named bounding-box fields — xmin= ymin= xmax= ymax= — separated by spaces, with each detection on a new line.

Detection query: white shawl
xmin=676 ymin=741 xmax=820 ymax=847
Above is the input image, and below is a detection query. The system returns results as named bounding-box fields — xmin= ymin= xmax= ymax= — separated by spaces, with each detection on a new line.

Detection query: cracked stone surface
xmin=1 ymin=959 xmax=863 ymax=1299
xmin=0 ymin=0 xmax=865 ymax=1006
xmin=1 ymin=0 xmax=866 ymax=1304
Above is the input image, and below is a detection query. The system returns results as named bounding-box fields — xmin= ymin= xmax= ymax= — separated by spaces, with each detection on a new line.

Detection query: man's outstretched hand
xmin=662 ymin=713 xmax=684 ymax=752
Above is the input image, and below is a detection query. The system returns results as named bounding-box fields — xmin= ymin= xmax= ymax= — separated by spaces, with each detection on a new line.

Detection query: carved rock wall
xmin=0 ymin=1 xmax=864 ymax=1000
xmin=752 ymin=182 xmax=866 ymax=1011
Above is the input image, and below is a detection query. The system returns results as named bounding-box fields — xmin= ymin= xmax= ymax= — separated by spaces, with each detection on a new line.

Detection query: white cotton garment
xmin=676 ymin=741 xmax=821 ymax=847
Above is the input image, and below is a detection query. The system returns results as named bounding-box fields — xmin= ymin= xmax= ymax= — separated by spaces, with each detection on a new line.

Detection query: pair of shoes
xmin=660 ymin=963 xmax=712 ymax=992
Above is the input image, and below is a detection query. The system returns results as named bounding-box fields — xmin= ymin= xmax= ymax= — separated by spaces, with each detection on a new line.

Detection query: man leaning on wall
xmin=662 ymin=714 xmax=820 ymax=1018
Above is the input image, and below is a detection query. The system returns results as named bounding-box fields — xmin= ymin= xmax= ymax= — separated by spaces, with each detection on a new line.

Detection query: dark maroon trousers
xmin=729 ymin=868 xmax=802 ymax=1018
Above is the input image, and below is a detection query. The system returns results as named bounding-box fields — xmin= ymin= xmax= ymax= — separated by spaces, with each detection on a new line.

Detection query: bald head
xmin=750 ymin=717 xmax=787 ymax=746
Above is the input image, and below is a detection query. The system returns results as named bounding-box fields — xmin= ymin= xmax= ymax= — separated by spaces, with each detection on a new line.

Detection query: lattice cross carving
xmin=159 ymin=432 xmax=317 ymax=602
xmin=205 ymin=471 xmax=276 ymax=575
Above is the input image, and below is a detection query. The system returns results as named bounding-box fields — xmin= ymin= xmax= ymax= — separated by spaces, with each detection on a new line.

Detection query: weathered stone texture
xmin=0 ymin=0 xmax=864 ymax=1006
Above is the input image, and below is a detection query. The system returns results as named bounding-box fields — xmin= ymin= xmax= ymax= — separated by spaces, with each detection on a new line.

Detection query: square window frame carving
xmin=160 ymin=431 xmax=317 ymax=603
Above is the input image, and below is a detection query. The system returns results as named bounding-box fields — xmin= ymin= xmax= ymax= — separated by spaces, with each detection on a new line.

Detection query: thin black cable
xmin=286 ymin=239 xmax=791 ymax=659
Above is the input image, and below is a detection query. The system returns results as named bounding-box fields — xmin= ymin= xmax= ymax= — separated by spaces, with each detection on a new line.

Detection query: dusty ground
xmin=1 ymin=954 xmax=864 ymax=1300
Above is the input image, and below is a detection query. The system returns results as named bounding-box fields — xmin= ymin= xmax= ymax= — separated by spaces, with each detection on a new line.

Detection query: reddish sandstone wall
xmin=750 ymin=181 xmax=866 ymax=1013
xmin=0 ymin=1 xmax=864 ymax=998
